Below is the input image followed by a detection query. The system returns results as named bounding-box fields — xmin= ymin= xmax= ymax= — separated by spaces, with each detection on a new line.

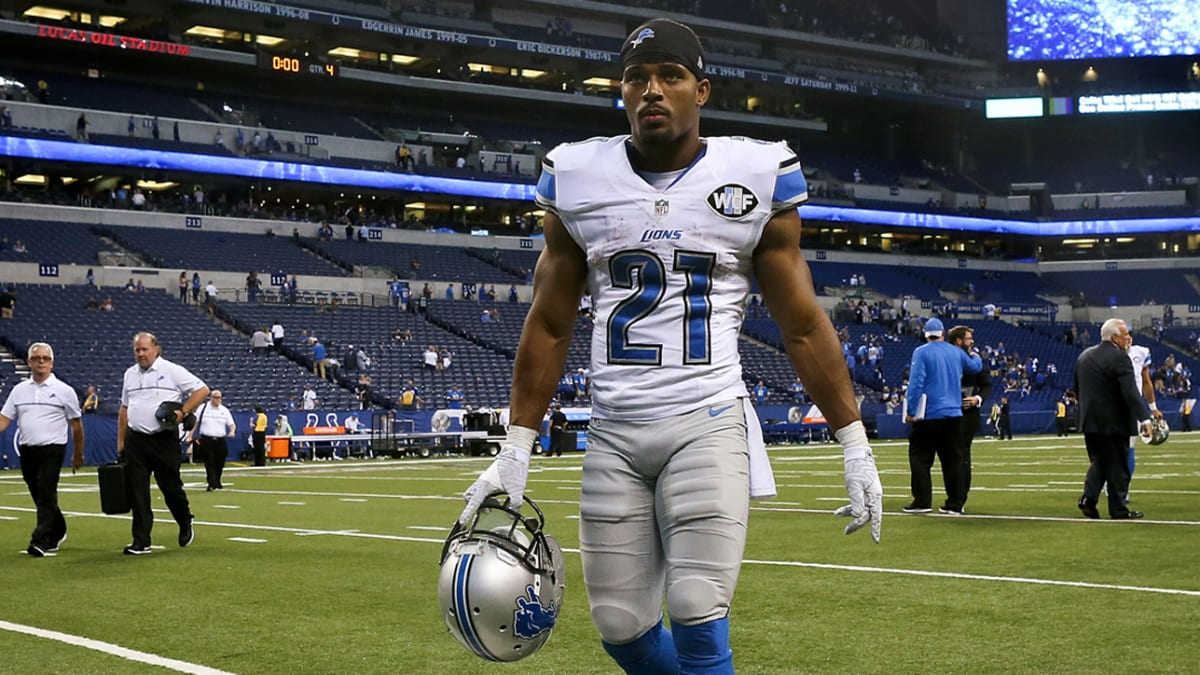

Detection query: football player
xmin=459 ymin=18 xmax=882 ymax=674
xmin=1123 ymin=331 xmax=1163 ymax=502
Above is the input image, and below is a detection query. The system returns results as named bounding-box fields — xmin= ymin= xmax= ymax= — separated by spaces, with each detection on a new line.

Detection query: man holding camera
xmin=117 ymin=332 xmax=209 ymax=555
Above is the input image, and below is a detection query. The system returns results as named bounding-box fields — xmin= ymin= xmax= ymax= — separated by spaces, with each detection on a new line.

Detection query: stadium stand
xmin=0 ymin=219 xmax=111 ymax=265
xmin=98 ymin=225 xmax=349 ymax=277
xmin=0 ymin=285 xmax=359 ymax=412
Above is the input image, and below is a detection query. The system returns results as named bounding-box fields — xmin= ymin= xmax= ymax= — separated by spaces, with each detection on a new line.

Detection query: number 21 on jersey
xmin=607 ymin=249 xmax=715 ymax=366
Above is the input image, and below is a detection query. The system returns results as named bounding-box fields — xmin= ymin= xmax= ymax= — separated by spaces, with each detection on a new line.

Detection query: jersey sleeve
xmin=534 ymin=150 xmax=558 ymax=212
xmin=771 ymin=143 xmax=808 ymax=213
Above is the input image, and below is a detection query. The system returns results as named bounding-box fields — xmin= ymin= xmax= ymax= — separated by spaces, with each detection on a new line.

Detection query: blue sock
xmin=672 ymin=617 xmax=733 ymax=675
xmin=602 ymin=620 xmax=679 ymax=675
xmin=1127 ymin=446 xmax=1136 ymax=478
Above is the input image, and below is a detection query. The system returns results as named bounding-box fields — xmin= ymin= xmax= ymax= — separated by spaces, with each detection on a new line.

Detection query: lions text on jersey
xmin=535 ymin=136 xmax=807 ymax=421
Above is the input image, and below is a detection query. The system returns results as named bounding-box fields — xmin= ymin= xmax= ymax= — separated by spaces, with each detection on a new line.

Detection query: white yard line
xmin=0 ymin=619 xmax=236 ymax=674
xmin=4 ymin=505 xmax=1195 ymax=598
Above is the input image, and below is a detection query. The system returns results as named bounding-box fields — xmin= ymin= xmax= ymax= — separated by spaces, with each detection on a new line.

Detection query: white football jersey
xmin=536 ymin=136 xmax=808 ymax=420
xmin=1128 ymin=344 xmax=1151 ymax=376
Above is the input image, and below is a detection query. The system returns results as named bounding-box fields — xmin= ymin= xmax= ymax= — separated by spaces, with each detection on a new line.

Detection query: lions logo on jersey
xmin=707 ymin=184 xmax=758 ymax=218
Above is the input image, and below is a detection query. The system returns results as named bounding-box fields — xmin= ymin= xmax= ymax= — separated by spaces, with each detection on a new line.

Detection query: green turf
xmin=2 ymin=434 xmax=1198 ymax=673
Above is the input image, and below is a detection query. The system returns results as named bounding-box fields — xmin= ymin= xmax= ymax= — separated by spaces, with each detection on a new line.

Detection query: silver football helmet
xmin=438 ymin=495 xmax=566 ymax=662
xmin=1140 ymin=417 xmax=1170 ymax=445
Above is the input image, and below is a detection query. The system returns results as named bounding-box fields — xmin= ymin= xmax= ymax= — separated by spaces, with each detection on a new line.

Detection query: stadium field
xmin=2 ymin=433 xmax=1198 ymax=673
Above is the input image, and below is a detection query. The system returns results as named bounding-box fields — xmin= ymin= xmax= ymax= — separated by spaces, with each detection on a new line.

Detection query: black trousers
xmin=196 ymin=436 xmax=228 ymax=489
xmin=125 ymin=429 xmax=192 ymax=548
xmin=960 ymin=411 xmax=981 ymax=500
xmin=549 ymin=428 xmax=565 ymax=456
xmin=1056 ymin=417 xmax=1068 ymax=436
xmin=1082 ymin=433 xmax=1133 ymax=518
xmin=20 ymin=444 xmax=67 ymax=549
xmin=909 ymin=417 xmax=965 ymax=509
xmin=998 ymin=416 xmax=1012 ymax=440
xmin=252 ymin=431 xmax=267 ymax=466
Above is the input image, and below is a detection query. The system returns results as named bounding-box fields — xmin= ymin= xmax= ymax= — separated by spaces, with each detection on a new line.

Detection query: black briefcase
xmin=98 ymin=462 xmax=131 ymax=515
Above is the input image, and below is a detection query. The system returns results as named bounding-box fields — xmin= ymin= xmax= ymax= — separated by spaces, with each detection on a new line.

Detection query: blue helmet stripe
xmin=453 ymin=554 xmax=499 ymax=661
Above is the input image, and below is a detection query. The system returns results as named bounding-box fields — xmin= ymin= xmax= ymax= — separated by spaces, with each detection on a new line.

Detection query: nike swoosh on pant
xmin=708 ymin=405 xmax=735 ymax=417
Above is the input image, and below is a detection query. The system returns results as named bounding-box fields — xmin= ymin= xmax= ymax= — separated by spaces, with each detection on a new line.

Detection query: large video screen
xmin=1008 ymin=0 xmax=1199 ymax=61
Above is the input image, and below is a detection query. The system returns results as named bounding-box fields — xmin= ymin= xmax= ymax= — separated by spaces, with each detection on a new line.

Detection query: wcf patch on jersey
xmin=706 ymin=183 xmax=758 ymax=219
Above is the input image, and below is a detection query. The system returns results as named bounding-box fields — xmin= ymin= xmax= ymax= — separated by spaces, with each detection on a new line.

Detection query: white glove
xmin=458 ymin=425 xmax=537 ymax=525
xmin=832 ymin=421 xmax=883 ymax=543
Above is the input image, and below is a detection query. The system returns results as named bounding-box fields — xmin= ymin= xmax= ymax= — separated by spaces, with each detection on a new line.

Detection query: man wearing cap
xmin=118 ymin=332 xmax=208 ymax=555
xmin=904 ymin=318 xmax=983 ymax=514
xmin=0 ymin=342 xmax=85 ymax=557
xmin=457 ymin=17 xmax=883 ymax=673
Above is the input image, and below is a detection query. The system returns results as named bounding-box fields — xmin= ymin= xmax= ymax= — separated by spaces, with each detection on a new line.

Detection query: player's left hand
xmin=837 ymin=450 xmax=883 ymax=543
xmin=1151 ymin=409 xmax=1164 ymax=420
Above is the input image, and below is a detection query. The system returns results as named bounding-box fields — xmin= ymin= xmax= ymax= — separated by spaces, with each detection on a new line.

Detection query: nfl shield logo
xmin=654 ymin=199 xmax=669 ymax=217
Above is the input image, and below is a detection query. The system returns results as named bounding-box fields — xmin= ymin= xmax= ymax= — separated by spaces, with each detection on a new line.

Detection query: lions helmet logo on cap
xmin=621 ymin=18 xmax=706 ymax=82
xmin=629 ymin=27 xmax=655 ymax=49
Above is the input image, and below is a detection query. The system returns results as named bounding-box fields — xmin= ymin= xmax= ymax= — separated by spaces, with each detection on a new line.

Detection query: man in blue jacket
xmin=903 ymin=318 xmax=983 ymax=514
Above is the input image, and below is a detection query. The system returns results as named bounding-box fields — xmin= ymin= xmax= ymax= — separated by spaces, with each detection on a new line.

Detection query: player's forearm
xmin=783 ymin=319 xmax=860 ymax=430
xmin=509 ymin=327 xmax=572 ymax=429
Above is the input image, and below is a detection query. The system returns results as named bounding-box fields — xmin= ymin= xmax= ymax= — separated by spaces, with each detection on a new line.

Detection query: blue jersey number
xmin=607 ymin=250 xmax=715 ymax=365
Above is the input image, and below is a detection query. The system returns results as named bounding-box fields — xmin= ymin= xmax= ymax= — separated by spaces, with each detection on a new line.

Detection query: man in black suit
xmin=949 ymin=325 xmax=990 ymax=507
xmin=1074 ymin=319 xmax=1151 ymax=520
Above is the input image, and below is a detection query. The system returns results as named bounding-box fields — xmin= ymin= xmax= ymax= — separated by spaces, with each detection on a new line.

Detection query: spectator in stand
xmin=397 ymin=379 xmax=422 ymax=410
xmin=752 ymin=379 xmax=769 ymax=405
xmin=245 ymin=271 xmax=260 ymax=303
xmin=100 ymin=297 xmax=115 ymax=311
xmin=191 ymin=272 xmax=201 ymax=303
xmin=250 ymin=327 xmax=272 ymax=353
xmin=445 ymin=384 xmax=465 ymax=409
xmin=789 ymin=377 xmax=806 ymax=404
xmin=75 ymin=113 xmax=88 ymax=141
xmin=124 ymin=278 xmax=137 ymax=292
xmin=423 ymin=345 xmax=439 ymax=370
xmin=84 ymin=296 xmax=99 ymax=311
xmin=301 ymin=384 xmax=318 ymax=410
xmin=312 ymin=340 xmax=330 ymax=380
xmin=127 ymin=115 xmax=135 ymax=137
xmin=1 ymin=105 xmax=12 ymax=128
xmin=134 ymin=280 xmax=145 ymax=293
xmin=204 ymin=280 xmax=218 ymax=309
xmin=81 ymin=385 xmax=100 ymax=414
xmin=178 ymin=272 xmax=189 ymax=303
xmin=270 ymin=320 xmax=284 ymax=351
xmin=440 ymin=347 xmax=453 ymax=371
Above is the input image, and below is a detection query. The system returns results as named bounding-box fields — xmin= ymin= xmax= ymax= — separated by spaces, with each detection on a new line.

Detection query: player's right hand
xmin=458 ymin=426 xmax=537 ymax=525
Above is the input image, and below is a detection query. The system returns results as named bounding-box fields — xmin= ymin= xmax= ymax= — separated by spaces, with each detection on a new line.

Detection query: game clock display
xmin=257 ymin=53 xmax=339 ymax=77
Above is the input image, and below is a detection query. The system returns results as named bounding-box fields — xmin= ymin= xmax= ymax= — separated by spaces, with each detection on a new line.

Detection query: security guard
xmin=117 ymin=332 xmax=209 ymax=555
xmin=185 ymin=389 xmax=236 ymax=491
xmin=0 ymin=342 xmax=84 ymax=557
